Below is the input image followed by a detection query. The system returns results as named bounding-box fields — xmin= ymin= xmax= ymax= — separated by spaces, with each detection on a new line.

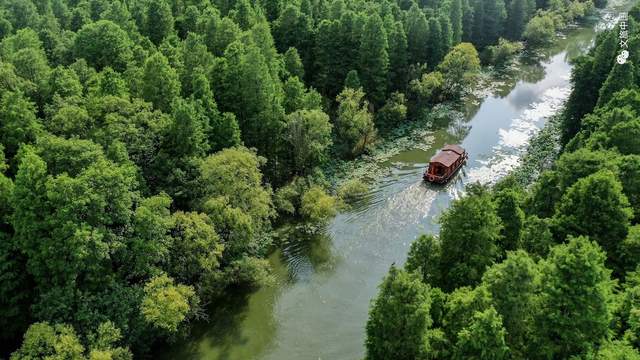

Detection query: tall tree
xmin=534 ymin=236 xmax=613 ymax=358
xmin=140 ymin=52 xmax=180 ymax=113
xmin=366 ymin=266 xmax=432 ymax=360
xmin=145 ymin=0 xmax=174 ymax=45
xmin=358 ymin=14 xmax=389 ymax=106
xmin=438 ymin=185 xmax=501 ymax=291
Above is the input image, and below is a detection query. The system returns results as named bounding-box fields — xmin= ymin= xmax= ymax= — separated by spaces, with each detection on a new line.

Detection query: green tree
xmin=452 ymin=307 xmax=510 ymax=360
xmin=335 ymin=87 xmax=377 ymax=157
xmin=300 ymin=186 xmax=337 ymax=223
xmin=438 ymin=42 xmax=481 ymax=98
xmin=141 ymin=52 xmax=180 ymax=113
xmin=10 ymin=322 xmax=85 ymax=360
xmin=145 ymin=0 xmax=174 ymax=45
xmin=493 ymin=188 xmax=524 ymax=252
xmin=439 ymin=185 xmax=501 ymax=291
xmin=405 ymin=4 xmax=429 ymax=65
xmin=168 ymin=212 xmax=224 ymax=297
xmin=0 ymin=91 xmax=42 ymax=159
xmin=283 ymin=47 xmax=305 ymax=79
xmin=553 ymin=170 xmax=632 ymax=265
xmin=358 ymin=14 xmax=389 ymax=106
xmin=534 ymin=236 xmax=613 ymax=358
xmin=140 ymin=274 xmax=198 ymax=333
xmin=597 ymin=62 xmax=636 ymax=108
xmin=523 ymin=14 xmax=555 ymax=46
xmin=387 ymin=19 xmax=409 ymax=91
xmin=405 ymin=234 xmax=442 ymax=285
xmin=285 ymin=109 xmax=333 ymax=175
xmin=375 ymin=92 xmax=408 ymax=131
xmin=73 ymin=20 xmax=133 ymax=71
xmin=366 ymin=266 xmax=432 ymax=360
xmin=199 ymin=147 xmax=274 ymax=258
xmin=482 ymin=251 xmax=539 ymax=356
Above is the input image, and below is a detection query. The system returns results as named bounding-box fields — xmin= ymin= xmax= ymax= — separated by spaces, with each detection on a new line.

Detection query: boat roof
xmin=430 ymin=145 xmax=466 ymax=167
xmin=442 ymin=144 xmax=465 ymax=155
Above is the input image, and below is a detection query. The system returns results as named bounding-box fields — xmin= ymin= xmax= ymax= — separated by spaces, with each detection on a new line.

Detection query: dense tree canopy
xmin=0 ymin=0 xmax=612 ymax=357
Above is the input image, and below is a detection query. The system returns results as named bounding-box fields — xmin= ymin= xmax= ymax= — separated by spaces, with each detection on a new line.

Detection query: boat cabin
xmin=424 ymin=144 xmax=468 ymax=184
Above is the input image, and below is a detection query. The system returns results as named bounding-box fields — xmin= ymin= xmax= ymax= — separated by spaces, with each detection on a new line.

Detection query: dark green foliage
xmin=438 ymin=185 xmax=501 ymax=291
xmin=535 ymin=236 xmax=613 ymax=358
xmin=493 ymin=188 xmax=524 ymax=253
xmin=358 ymin=14 xmax=389 ymax=106
xmin=144 ymin=0 xmax=174 ymax=45
xmin=553 ymin=170 xmax=633 ymax=265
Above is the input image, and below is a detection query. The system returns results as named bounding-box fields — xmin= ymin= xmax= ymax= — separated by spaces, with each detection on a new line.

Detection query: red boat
xmin=424 ymin=144 xmax=468 ymax=184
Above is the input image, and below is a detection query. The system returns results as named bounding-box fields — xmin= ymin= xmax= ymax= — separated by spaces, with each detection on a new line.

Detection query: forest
xmin=0 ymin=0 xmax=614 ymax=358
xmin=366 ymin=5 xmax=640 ymax=360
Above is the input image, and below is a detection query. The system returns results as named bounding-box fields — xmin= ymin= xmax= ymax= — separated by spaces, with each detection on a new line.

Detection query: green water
xmin=168 ymin=5 xmax=630 ymax=360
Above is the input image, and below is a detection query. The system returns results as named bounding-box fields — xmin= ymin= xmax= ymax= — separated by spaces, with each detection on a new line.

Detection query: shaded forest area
xmin=366 ymin=5 xmax=640 ymax=359
xmin=0 ymin=0 xmax=605 ymax=358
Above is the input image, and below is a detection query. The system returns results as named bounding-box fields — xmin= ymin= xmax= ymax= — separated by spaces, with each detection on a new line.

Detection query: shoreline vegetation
xmin=365 ymin=2 xmax=640 ymax=359
xmin=0 ymin=0 xmax=621 ymax=359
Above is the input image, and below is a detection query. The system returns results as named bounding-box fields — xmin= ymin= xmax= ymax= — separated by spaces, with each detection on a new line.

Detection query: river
xmin=168 ymin=4 xmax=627 ymax=359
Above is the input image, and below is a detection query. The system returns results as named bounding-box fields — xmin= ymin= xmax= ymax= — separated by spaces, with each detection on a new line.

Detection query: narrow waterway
xmin=169 ymin=5 xmax=626 ymax=360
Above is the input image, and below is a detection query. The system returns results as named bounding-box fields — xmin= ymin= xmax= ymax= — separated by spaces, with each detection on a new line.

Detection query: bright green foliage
xmin=438 ymin=42 xmax=481 ymax=98
xmin=284 ymin=47 xmax=305 ymax=79
xmin=12 ymin=142 xmax=136 ymax=288
xmin=439 ymin=185 xmax=501 ymax=291
xmin=535 ymin=236 xmax=613 ymax=358
xmin=482 ymin=251 xmax=539 ymax=356
xmin=0 ymin=91 xmax=42 ymax=158
xmin=405 ymin=234 xmax=442 ymax=285
xmin=166 ymin=98 xmax=210 ymax=160
xmin=300 ymin=186 xmax=337 ymax=223
xmin=411 ymin=71 xmax=445 ymax=104
xmin=337 ymin=179 xmax=368 ymax=205
xmin=47 ymin=66 xmax=82 ymax=100
xmin=335 ymin=87 xmax=377 ymax=157
xmin=168 ymin=212 xmax=224 ymax=297
xmin=199 ymin=147 xmax=274 ymax=258
xmin=616 ymin=155 xmax=640 ymax=221
xmin=140 ymin=274 xmax=197 ymax=333
xmin=493 ymin=188 xmax=524 ymax=252
xmin=73 ymin=20 xmax=133 ymax=71
xmin=285 ymin=109 xmax=333 ymax=175
xmin=144 ymin=0 xmax=174 ymax=45
xmin=443 ymin=285 xmax=493 ymax=342
xmin=10 ymin=322 xmax=85 ymax=360
xmin=609 ymin=119 xmax=640 ymax=155
xmin=141 ymin=52 xmax=180 ymax=113
xmin=358 ymin=14 xmax=389 ymax=106
xmin=585 ymin=341 xmax=640 ymax=360
xmin=366 ymin=266 xmax=432 ymax=360
xmin=452 ymin=307 xmax=510 ymax=360
xmin=553 ymin=170 xmax=632 ymax=263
